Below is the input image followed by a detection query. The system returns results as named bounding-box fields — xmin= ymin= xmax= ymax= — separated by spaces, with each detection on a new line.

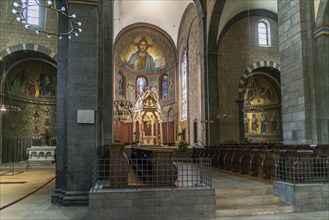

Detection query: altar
xmin=26 ymin=146 xmax=56 ymax=162
xmin=143 ymin=136 xmax=156 ymax=145
xmin=133 ymin=90 xmax=163 ymax=145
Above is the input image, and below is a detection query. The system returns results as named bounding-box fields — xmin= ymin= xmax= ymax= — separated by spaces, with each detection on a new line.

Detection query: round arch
xmin=0 ymin=44 xmax=57 ymax=83
xmin=0 ymin=43 xmax=57 ymax=62
xmin=238 ymin=60 xmax=281 ymax=97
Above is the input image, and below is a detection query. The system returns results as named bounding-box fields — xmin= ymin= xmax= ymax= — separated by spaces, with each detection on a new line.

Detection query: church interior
xmin=0 ymin=0 xmax=328 ymax=219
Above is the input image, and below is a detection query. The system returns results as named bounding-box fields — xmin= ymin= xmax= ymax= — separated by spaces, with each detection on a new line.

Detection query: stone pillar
xmin=236 ymin=100 xmax=245 ymax=142
xmin=206 ymin=52 xmax=219 ymax=145
xmin=313 ymin=1 xmax=329 ymax=144
xmin=53 ymin=0 xmax=107 ymax=206
xmin=155 ymin=121 xmax=158 ymax=145
xmin=278 ymin=0 xmax=320 ymax=144
xmin=160 ymin=121 xmax=163 ymax=145
xmin=98 ymin=0 xmax=114 ymax=151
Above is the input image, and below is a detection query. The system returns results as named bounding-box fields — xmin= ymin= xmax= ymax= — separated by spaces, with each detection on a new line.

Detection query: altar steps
xmin=215 ymin=186 xmax=293 ymax=217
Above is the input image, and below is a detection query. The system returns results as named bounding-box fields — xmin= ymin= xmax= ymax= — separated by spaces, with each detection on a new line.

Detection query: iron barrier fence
xmin=275 ymin=157 xmax=329 ymax=184
xmin=91 ymin=158 xmax=212 ymax=191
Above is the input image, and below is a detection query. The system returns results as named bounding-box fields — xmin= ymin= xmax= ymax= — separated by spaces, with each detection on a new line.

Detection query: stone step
xmin=216 ymin=187 xmax=273 ymax=197
xmin=62 ymin=191 xmax=89 ymax=206
xmin=215 ymin=204 xmax=294 ymax=217
xmin=217 ymin=194 xmax=282 ymax=207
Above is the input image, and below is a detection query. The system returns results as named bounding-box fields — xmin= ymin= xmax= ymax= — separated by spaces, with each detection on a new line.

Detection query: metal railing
xmin=275 ymin=157 xmax=329 ymax=184
xmin=91 ymin=158 xmax=212 ymax=191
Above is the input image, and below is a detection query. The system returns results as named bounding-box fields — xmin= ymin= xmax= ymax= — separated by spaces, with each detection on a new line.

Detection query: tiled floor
xmin=0 ymin=164 xmax=328 ymax=220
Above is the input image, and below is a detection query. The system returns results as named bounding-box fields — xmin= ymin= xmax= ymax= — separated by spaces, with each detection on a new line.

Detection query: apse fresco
xmin=8 ymin=60 xmax=56 ymax=99
xmin=244 ymin=76 xmax=279 ymax=106
xmin=243 ymin=75 xmax=282 ymax=141
xmin=114 ymin=26 xmax=176 ymax=103
xmin=244 ymin=111 xmax=280 ymax=136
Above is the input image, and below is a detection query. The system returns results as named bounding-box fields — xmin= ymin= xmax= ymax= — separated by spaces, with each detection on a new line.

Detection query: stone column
xmin=160 ymin=121 xmax=163 ymax=145
xmin=53 ymin=0 xmax=105 ymax=206
xmin=99 ymin=0 xmax=114 ymax=150
xmin=155 ymin=121 xmax=158 ymax=145
xmin=278 ymin=0 xmax=326 ymax=144
xmin=236 ymin=100 xmax=245 ymax=142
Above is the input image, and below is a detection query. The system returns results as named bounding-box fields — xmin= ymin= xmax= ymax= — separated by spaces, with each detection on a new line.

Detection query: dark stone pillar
xmin=236 ymin=100 xmax=245 ymax=142
xmin=53 ymin=0 xmax=101 ymax=206
xmin=278 ymin=0 xmax=317 ymax=144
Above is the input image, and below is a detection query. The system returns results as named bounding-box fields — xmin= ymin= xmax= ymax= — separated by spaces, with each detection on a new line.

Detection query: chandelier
xmin=217 ymin=85 xmax=234 ymax=120
xmin=12 ymin=0 xmax=82 ymax=39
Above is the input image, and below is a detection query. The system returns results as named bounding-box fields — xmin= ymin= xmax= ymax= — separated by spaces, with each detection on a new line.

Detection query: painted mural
xmin=243 ymin=75 xmax=282 ymax=141
xmin=114 ymin=26 xmax=176 ymax=104
xmin=2 ymin=59 xmax=57 ymax=140
xmin=244 ymin=111 xmax=280 ymax=135
xmin=8 ymin=60 xmax=56 ymax=99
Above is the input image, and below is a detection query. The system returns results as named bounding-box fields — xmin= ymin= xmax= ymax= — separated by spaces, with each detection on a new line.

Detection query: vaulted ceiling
xmin=113 ymin=0 xmax=278 ymax=47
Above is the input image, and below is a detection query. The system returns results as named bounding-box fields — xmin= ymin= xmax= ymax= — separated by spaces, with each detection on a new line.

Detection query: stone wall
xmin=218 ymin=13 xmax=279 ymax=143
xmin=0 ymin=0 xmax=57 ymax=54
xmin=177 ymin=4 xmax=202 ymax=145
xmin=89 ymin=188 xmax=216 ymax=220
xmin=278 ymin=0 xmax=312 ymax=144
xmin=274 ymin=181 xmax=329 ymax=212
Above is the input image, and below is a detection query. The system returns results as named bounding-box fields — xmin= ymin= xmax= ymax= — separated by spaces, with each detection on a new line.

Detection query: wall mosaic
xmin=2 ymin=101 xmax=56 ymax=141
xmin=2 ymin=59 xmax=56 ymax=144
xmin=7 ymin=59 xmax=56 ymax=99
xmin=114 ymin=25 xmax=176 ymax=105
xmin=243 ymin=75 xmax=282 ymax=142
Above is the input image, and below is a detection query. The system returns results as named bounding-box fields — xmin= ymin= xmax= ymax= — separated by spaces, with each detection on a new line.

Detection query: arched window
xmin=161 ymin=74 xmax=169 ymax=98
xmin=117 ymin=71 xmax=124 ymax=97
xmin=258 ymin=20 xmax=271 ymax=47
xmin=136 ymin=77 xmax=147 ymax=97
xmin=181 ymin=49 xmax=187 ymax=120
xmin=26 ymin=0 xmax=40 ymax=26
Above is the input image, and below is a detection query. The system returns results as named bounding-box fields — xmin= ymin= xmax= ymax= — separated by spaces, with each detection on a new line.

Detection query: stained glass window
xmin=117 ymin=72 xmax=124 ymax=96
xmin=161 ymin=74 xmax=169 ymax=98
xmin=258 ymin=20 xmax=271 ymax=47
xmin=26 ymin=0 xmax=40 ymax=26
xmin=136 ymin=77 xmax=147 ymax=97
xmin=181 ymin=49 xmax=187 ymax=120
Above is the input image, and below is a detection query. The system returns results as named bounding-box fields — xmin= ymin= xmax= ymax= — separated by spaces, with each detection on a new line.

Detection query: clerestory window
xmin=258 ymin=19 xmax=271 ymax=47
xmin=26 ymin=0 xmax=40 ymax=26
xmin=181 ymin=49 xmax=187 ymax=121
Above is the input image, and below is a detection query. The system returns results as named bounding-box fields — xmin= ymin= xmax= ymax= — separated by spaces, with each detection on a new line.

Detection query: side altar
xmin=26 ymin=146 xmax=56 ymax=162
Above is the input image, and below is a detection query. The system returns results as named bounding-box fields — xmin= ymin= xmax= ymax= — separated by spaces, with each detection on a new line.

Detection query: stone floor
xmin=0 ymin=163 xmax=328 ymax=220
